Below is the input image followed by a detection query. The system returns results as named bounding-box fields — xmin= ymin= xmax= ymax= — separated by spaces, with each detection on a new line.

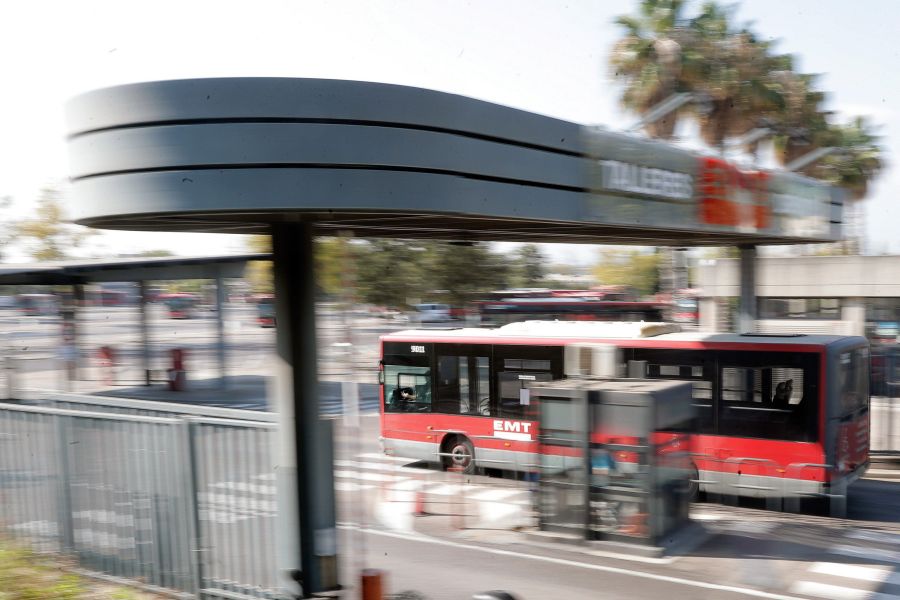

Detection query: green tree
xmin=512 ymin=244 xmax=546 ymax=288
xmin=355 ymin=239 xmax=428 ymax=308
xmin=610 ymin=0 xmax=884 ymax=257
xmin=593 ymin=248 xmax=661 ymax=297
xmin=609 ymin=0 xmax=693 ymax=138
xmin=14 ymin=187 xmax=94 ymax=261
xmin=244 ymin=234 xmax=273 ymax=293
xmin=424 ymin=242 xmax=511 ymax=306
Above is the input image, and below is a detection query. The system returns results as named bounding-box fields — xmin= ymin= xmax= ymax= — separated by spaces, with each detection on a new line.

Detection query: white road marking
xmin=692 ymin=512 xmax=724 ymax=521
xmin=343 ymin=525 xmax=807 ymax=599
xmin=829 ymin=544 xmax=900 ymax=564
xmin=847 ymin=529 xmax=900 ymax=546
xmin=789 ymin=581 xmax=871 ymax=600
xmin=334 ymin=481 xmax=375 ymax=492
xmin=469 ymin=488 xmax=525 ymax=502
xmin=357 ymin=452 xmax=417 ymax=463
xmin=726 ymin=521 xmax=778 ymax=535
xmin=421 ymin=484 xmax=458 ymax=496
xmin=808 ymin=562 xmax=899 ymax=585
xmin=333 ymin=469 xmax=409 ymax=482
xmin=334 ymin=459 xmax=428 ymax=475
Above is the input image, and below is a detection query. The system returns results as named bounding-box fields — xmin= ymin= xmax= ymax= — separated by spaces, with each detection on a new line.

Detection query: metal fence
xmin=0 ymin=397 xmax=283 ymax=599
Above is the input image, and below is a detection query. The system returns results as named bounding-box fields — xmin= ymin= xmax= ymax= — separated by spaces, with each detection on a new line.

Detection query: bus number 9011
xmin=410 ymin=345 xmax=426 ymax=354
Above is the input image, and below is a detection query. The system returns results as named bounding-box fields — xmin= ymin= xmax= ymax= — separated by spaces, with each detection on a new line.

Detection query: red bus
xmin=16 ymin=293 xmax=59 ymax=316
xmin=672 ymin=289 xmax=701 ymax=324
xmin=159 ymin=293 xmax=199 ymax=319
xmin=255 ymin=294 xmax=276 ymax=327
xmin=379 ymin=321 xmax=870 ymax=508
xmin=475 ymin=298 xmax=667 ymax=326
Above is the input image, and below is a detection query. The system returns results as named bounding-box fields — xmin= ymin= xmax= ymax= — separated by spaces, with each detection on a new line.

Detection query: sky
xmin=1 ymin=0 xmax=898 ymax=265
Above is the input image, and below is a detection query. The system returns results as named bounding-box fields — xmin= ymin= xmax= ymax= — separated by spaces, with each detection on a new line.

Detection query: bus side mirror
xmin=378 ymin=370 xmax=384 ymax=385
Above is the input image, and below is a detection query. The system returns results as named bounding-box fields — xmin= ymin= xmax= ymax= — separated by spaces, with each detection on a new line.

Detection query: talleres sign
xmin=583 ymin=127 xmax=839 ymax=241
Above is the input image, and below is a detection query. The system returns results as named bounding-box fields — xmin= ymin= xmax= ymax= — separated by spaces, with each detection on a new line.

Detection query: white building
xmin=696 ymin=255 xmax=900 ymax=341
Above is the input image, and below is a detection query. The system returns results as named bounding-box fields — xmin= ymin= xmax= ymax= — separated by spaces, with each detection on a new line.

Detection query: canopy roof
xmin=66 ymin=78 xmax=843 ymax=246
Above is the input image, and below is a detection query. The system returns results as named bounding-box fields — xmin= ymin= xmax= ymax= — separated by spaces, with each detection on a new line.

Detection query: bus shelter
xmin=64 ymin=77 xmax=843 ymax=597
xmin=0 ymin=255 xmax=265 ymax=391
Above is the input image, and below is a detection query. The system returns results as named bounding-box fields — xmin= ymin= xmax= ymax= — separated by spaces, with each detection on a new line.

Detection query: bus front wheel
xmin=443 ymin=436 xmax=476 ymax=475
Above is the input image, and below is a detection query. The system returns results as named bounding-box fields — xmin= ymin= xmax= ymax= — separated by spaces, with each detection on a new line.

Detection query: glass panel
xmin=719 ymin=363 xmax=812 ymax=440
xmin=475 ymin=356 xmax=491 ymax=416
xmin=436 ymin=355 xmax=461 ymax=415
xmin=839 ymin=348 xmax=869 ymax=414
xmin=759 ymin=297 xmax=842 ymax=319
xmin=384 ymin=365 xmax=431 ymax=413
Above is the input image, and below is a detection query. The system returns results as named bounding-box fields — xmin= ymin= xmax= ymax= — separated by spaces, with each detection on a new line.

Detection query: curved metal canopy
xmin=66 ymin=78 xmax=842 ymax=246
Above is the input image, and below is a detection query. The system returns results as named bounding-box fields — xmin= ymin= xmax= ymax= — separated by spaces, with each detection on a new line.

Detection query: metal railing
xmin=0 ymin=397 xmax=284 ymax=599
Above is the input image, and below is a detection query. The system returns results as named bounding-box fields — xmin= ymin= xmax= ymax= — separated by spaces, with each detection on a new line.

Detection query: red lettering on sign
xmin=697 ymin=158 xmax=770 ymax=229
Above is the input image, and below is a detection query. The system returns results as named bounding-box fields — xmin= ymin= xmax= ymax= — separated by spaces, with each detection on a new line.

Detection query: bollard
xmin=361 ymin=568 xmax=384 ymax=600
xmin=414 ymin=488 xmax=427 ymax=517
xmin=167 ymin=348 xmax=187 ymax=391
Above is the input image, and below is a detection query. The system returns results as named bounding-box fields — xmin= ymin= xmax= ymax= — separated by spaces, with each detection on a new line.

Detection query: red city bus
xmin=475 ymin=298 xmax=667 ymax=326
xmin=379 ymin=321 xmax=870 ymax=506
xmin=16 ymin=293 xmax=59 ymax=316
xmin=255 ymin=294 xmax=276 ymax=327
xmin=159 ymin=293 xmax=199 ymax=319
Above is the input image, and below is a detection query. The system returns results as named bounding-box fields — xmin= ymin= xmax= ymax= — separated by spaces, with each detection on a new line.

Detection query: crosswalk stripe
xmin=333 ymin=469 xmax=409 ymax=482
xmin=829 ymin=544 xmax=900 ymax=564
xmin=357 ymin=452 xmax=417 ymax=463
xmin=809 ymin=562 xmax=891 ymax=583
xmin=335 ymin=481 xmax=375 ymax=492
xmin=333 ymin=459 xmax=427 ymax=474
xmin=469 ymin=488 xmax=524 ymax=502
xmin=847 ymin=529 xmax=900 ymax=547
xmin=789 ymin=581 xmax=871 ymax=600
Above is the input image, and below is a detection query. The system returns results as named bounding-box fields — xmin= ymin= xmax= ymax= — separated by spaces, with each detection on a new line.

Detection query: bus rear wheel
xmin=443 ymin=436 xmax=476 ymax=475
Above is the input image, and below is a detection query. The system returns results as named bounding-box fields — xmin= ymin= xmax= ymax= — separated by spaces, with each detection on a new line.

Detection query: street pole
xmin=738 ymin=245 xmax=757 ymax=334
xmin=139 ymin=280 xmax=151 ymax=386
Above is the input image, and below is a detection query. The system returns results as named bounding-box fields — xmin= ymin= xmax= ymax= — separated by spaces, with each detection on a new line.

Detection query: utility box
xmin=533 ymin=378 xmax=695 ymax=547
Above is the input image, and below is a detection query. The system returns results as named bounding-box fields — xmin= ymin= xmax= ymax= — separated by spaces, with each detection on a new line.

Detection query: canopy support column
xmin=738 ymin=245 xmax=757 ymax=334
xmin=215 ymin=270 xmax=227 ymax=388
xmin=138 ymin=281 xmax=151 ymax=386
xmin=272 ymin=222 xmax=338 ymax=598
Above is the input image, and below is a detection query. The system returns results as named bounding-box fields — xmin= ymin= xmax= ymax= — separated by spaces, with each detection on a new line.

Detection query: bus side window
xmin=631 ymin=349 xmax=714 ymax=434
xmin=718 ymin=362 xmax=814 ymax=441
xmin=496 ymin=359 xmax=551 ymax=420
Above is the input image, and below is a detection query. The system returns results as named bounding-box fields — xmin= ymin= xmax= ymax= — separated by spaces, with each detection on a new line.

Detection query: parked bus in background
xmin=475 ymin=297 xmax=666 ymax=326
xmin=159 ymin=293 xmax=199 ymax=319
xmin=379 ymin=321 xmax=869 ymax=511
xmin=255 ymin=294 xmax=276 ymax=327
xmin=86 ymin=289 xmax=130 ymax=307
xmin=672 ymin=289 xmax=701 ymax=324
xmin=16 ymin=293 xmax=59 ymax=316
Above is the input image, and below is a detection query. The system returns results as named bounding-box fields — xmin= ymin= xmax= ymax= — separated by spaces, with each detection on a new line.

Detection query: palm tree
xmin=609 ymin=0 xmax=693 ymax=138
xmin=807 ymin=117 xmax=884 ymax=253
